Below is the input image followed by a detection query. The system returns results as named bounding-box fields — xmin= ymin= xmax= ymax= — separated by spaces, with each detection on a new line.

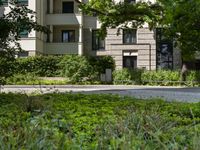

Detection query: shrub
xmin=130 ymin=69 xmax=144 ymax=84
xmin=16 ymin=56 xmax=62 ymax=77
xmin=186 ymin=71 xmax=200 ymax=86
xmin=5 ymin=73 xmax=40 ymax=85
xmin=0 ymin=51 xmax=16 ymax=84
xmin=87 ymin=56 xmax=115 ymax=74
xmin=141 ymin=70 xmax=180 ymax=86
xmin=113 ymin=68 xmax=132 ymax=84
xmin=59 ymin=55 xmax=98 ymax=82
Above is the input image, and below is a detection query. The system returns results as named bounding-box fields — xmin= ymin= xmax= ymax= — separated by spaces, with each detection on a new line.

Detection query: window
xmin=123 ymin=29 xmax=137 ymax=44
xmin=47 ymin=0 xmax=50 ymax=13
xmin=125 ymin=0 xmax=136 ymax=3
xmin=17 ymin=0 xmax=28 ymax=6
xmin=19 ymin=30 xmax=28 ymax=38
xmin=1 ymin=0 xmax=8 ymax=5
xmin=92 ymin=30 xmax=105 ymax=50
xmin=62 ymin=2 xmax=74 ymax=13
xmin=18 ymin=51 xmax=29 ymax=58
xmin=62 ymin=30 xmax=75 ymax=42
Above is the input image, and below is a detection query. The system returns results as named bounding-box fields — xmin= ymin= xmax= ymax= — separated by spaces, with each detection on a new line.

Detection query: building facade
xmin=1 ymin=0 xmax=183 ymax=70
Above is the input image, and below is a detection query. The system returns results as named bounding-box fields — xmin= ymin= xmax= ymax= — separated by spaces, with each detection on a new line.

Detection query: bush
xmin=113 ymin=69 xmax=132 ymax=84
xmin=113 ymin=69 xmax=144 ymax=85
xmin=14 ymin=55 xmax=115 ymax=83
xmin=186 ymin=71 xmax=200 ymax=86
xmin=59 ymin=55 xmax=98 ymax=82
xmin=16 ymin=56 xmax=62 ymax=77
xmin=87 ymin=56 xmax=115 ymax=74
xmin=0 ymin=51 xmax=16 ymax=84
xmin=141 ymin=70 xmax=180 ymax=86
xmin=5 ymin=73 xmax=40 ymax=85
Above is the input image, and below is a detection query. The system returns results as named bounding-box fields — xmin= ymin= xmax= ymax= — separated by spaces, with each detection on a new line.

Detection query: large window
xmin=19 ymin=30 xmax=28 ymax=38
xmin=92 ymin=30 xmax=105 ymax=50
xmin=17 ymin=0 xmax=28 ymax=6
xmin=125 ymin=0 xmax=136 ymax=3
xmin=62 ymin=2 xmax=74 ymax=13
xmin=156 ymin=28 xmax=173 ymax=70
xmin=1 ymin=0 xmax=8 ymax=5
xmin=123 ymin=29 xmax=137 ymax=44
xmin=62 ymin=30 xmax=75 ymax=42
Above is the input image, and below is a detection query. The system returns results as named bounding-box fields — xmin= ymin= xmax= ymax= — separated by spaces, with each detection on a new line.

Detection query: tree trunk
xmin=181 ymin=62 xmax=188 ymax=82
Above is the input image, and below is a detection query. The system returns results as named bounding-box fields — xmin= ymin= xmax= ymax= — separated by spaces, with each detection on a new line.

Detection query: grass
xmin=0 ymin=93 xmax=200 ymax=149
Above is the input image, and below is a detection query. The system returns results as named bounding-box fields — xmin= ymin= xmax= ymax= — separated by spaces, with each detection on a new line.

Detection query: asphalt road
xmin=1 ymin=85 xmax=200 ymax=102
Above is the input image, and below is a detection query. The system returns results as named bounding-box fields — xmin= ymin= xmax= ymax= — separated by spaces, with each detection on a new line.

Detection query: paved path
xmin=1 ymin=85 xmax=200 ymax=102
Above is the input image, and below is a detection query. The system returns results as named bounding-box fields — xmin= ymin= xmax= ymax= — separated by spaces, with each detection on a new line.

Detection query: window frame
xmin=123 ymin=29 xmax=137 ymax=44
xmin=62 ymin=30 xmax=75 ymax=42
xmin=62 ymin=1 xmax=74 ymax=13
xmin=19 ymin=29 xmax=29 ymax=38
xmin=92 ymin=30 xmax=105 ymax=51
xmin=1 ymin=0 xmax=8 ymax=6
xmin=17 ymin=0 xmax=28 ymax=6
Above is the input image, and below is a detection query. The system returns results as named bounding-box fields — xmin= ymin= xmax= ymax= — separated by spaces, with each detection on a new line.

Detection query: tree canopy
xmin=158 ymin=0 xmax=200 ymax=61
xmin=0 ymin=0 xmax=48 ymax=83
xmin=79 ymin=0 xmax=200 ymax=62
xmin=77 ymin=0 xmax=162 ymax=37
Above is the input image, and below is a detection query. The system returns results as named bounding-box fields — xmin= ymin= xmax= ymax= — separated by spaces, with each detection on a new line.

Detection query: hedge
xmin=12 ymin=55 xmax=115 ymax=83
xmin=113 ymin=69 xmax=200 ymax=86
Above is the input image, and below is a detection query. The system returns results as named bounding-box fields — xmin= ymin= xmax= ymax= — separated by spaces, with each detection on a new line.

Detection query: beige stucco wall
xmin=84 ymin=28 xmax=156 ymax=70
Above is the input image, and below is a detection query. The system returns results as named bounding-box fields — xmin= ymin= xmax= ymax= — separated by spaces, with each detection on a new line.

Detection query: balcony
xmin=45 ymin=42 xmax=80 ymax=54
xmin=46 ymin=13 xmax=82 ymax=25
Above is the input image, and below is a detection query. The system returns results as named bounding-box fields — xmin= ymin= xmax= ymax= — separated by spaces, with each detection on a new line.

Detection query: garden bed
xmin=0 ymin=93 xmax=200 ymax=149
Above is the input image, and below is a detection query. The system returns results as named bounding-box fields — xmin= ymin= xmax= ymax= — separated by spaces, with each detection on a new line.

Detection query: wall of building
xmin=83 ymin=27 xmax=156 ymax=70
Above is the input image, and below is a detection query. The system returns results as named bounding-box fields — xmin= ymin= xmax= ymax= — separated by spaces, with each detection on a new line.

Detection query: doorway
xmin=123 ymin=56 xmax=137 ymax=69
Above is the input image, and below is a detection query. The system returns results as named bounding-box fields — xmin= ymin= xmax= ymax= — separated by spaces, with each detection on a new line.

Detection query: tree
xmin=158 ymin=0 xmax=200 ymax=80
xmin=78 ymin=0 xmax=200 ymax=81
xmin=0 ymin=0 xmax=49 ymax=84
xmin=76 ymin=0 xmax=162 ymax=37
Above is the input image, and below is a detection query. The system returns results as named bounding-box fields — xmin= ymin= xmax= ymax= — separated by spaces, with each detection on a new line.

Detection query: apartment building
xmin=1 ymin=0 xmax=183 ymax=70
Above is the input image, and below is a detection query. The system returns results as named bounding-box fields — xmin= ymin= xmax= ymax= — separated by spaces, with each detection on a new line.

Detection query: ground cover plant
xmin=0 ymin=93 xmax=200 ymax=149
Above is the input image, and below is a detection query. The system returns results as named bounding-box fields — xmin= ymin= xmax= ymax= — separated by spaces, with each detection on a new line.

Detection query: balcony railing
xmin=46 ymin=13 xmax=82 ymax=25
xmin=45 ymin=42 xmax=80 ymax=54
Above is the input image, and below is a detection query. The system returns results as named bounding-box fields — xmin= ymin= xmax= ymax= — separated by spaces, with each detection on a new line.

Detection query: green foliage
xmin=80 ymin=0 xmax=162 ymax=37
xmin=186 ymin=71 xmax=200 ymax=86
xmin=16 ymin=56 xmax=62 ymax=77
xmin=0 ymin=51 xmax=16 ymax=84
xmin=87 ymin=56 xmax=115 ymax=74
xmin=0 ymin=93 xmax=200 ymax=149
xmin=113 ymin=68 xmax=144 ymax=85
xmin=113 ymin=69 xmax=200 ymax=86
xmin=0 ymin=0 xmax=49 ymax=83
xmin=158 ymin=0 xmax=200 ymax=60
xmin=113 ymin=69 xmax=134 ymax=85
xmin=6 ymin=55 xmax=115 ymax=84
xmin=59 ymin=55 xmax=115 ymax=83
xmin=141 ymin=70 xmax=180 ymax=86
xmin=5 ymin=73 xmax=39 ymax=85
xmin=59 ymin=55 xmax=98 ymax=83
xmin=5 ymin=74 xmax=68 ymax=85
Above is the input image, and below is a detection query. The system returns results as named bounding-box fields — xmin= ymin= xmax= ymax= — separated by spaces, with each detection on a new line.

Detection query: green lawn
xmin=0 ymin=93 xmax=200 ymax=149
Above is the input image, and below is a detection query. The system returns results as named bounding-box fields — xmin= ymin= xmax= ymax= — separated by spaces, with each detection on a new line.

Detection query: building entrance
xmin=123 ymin=56 xmax=137 ymax=69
